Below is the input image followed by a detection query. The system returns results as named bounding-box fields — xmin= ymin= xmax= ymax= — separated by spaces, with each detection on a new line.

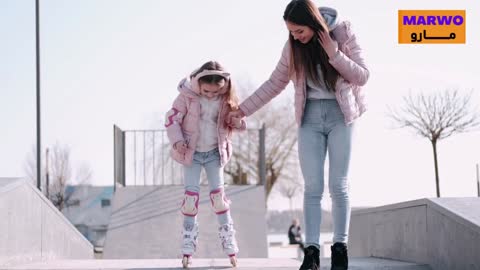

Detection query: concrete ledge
xmin=428 ymin=197 xmax=480 ymax=234
xmin=352 ymin=199 xmax=429 ymax=216
xmin=0 ymin=178 xmax=93 ymax=267
xmin=0 ymin=177 xmax=24 ymax=191
xmin=349 ymin=198 xmax=480 ymax=270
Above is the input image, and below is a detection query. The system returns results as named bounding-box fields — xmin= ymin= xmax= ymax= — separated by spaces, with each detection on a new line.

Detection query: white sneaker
xmin=218 ymin=223 xmax=239 ymax=256
xmin=181 ymin=223 xmax=199 ymax=256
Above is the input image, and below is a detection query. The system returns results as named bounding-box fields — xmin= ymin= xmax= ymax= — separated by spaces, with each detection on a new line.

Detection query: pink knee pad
xmin=210 ymin=188 xmax=231 ymax=214
xmin=181 ymin=191 xmax=199 ymax=216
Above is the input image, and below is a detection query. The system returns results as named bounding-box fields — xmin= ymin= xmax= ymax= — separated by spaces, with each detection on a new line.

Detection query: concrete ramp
xmin=103 ymin=185 xmax=268 ymax=259
xmin=349 ymin=197 xmax=480 ymax=270
xmin=0 ymin=178 xmax=93 ymax=267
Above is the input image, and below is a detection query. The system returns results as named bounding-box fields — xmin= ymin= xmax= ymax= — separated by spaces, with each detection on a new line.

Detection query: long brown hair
xmin=283 ymin=0 xmax=339 ymax=91
xmin=190 ymin=61 xmax=239 ymax=110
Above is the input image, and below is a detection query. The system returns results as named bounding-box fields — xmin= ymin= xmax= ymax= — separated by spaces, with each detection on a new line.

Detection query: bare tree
xmin=48 ymin=143 xmax=73 ymax=210
xmin=277 ymin=170 xmax=303 ymax=218
xmin=24 ymin=143 xmax=92 ymax=211
xmin=388 ymin=89 xmax=480 ymax=197
xmin=75 ymin=163 xmax=93 ymax=185
xmin=225 ymin=80 xmax=298 ymax=197
xmin=24 ymin=146 xmax=44 ymax=186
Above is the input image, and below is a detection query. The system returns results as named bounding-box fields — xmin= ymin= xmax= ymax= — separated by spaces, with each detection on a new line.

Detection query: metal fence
xmin=113 ymin=125 xmax=266 ymax=189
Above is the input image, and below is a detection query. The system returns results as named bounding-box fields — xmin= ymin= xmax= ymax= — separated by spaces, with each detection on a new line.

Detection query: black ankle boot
xmin=331 ymin=242 xmax=348 ymax=270
xmin=299 ymin=246 xmax=319 ymax=270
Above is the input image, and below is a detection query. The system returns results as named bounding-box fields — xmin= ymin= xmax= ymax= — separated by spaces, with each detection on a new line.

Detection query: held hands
xmin=226 ymin=110 xmax=245 ymax=128
xmin=230 ymin=116 xmax=243 ymax=129
xmin=318 ymin=30 xmax=338 ymax=59
xmin=174 ymin=140 xmax=188 ymax=154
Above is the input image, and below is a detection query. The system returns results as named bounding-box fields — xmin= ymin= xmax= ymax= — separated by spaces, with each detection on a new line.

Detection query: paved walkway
xmin=4 ymin=258 xmax=431 ymax=270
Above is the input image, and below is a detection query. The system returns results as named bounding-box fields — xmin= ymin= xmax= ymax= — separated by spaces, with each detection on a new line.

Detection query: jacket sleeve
xmin=164 ymin=94 xmax=187 ymax=146
xmin=329 ymin=21 xmax=370 ymax=86
xmin=239 ymin=42 xmax=291 ymax=117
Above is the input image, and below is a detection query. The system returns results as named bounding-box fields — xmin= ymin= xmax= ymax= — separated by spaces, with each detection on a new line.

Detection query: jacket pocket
xmin=172 ymin=148 xmax=186 ymax=162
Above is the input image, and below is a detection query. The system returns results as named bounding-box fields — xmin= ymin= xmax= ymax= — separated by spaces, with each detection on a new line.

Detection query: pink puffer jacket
xmin=239 ymin=8 xmax=369 ymax=125
xmin=165 ymin=78 xmax=246 ymax=166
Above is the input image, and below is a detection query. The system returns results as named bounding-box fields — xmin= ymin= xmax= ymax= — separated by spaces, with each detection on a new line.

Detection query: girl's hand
xmin=318 ymin=30 xmax=338 ymax=59
xmin=174 ymin=140 xmax=188 ymax=154
xmin=230 ymin=116 xmax=243 ymax=129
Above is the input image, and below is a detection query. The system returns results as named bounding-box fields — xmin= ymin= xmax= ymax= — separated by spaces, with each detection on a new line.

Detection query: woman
xmin=228 ymin=1 xmax=369 ymax=269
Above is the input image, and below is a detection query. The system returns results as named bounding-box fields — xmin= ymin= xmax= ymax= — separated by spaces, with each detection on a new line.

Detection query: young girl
xmin=164 ymin=61 xmax=245 ymax=268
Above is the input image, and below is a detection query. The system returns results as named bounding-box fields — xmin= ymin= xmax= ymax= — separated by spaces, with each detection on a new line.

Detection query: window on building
xmin=101 ymin=199 xmax=111 ymax=207
xmin=69 ymin=199 xmax=80 ymax=207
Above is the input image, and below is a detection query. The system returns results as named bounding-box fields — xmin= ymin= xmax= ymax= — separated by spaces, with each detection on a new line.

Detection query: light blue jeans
xmin=298 ymin=99 xmax=354 ymax=248
xmin=183 ymin=148 xmax=232 ymax=226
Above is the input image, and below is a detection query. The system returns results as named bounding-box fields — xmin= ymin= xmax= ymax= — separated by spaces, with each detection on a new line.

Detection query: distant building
xmin=61 ymin=185 xmax=114 ymax=252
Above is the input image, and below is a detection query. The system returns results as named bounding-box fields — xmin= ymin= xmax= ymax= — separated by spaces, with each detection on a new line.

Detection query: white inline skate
xmin=181 ymin=223 xmax=198 ymax=268
xmin=219 ymin=223 xmax=239 ymax=267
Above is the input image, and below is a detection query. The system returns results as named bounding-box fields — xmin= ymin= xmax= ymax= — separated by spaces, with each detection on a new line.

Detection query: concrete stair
xmin=4 ymin=257 xmax=431 ymax=270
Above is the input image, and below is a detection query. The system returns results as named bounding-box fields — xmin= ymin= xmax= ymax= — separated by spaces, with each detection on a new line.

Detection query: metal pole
xmin=171 ymin=147 xmax=174 ymax=185
xmin=45 ymin=148 xmax=49 ymax=198
xmin=143 ymin=132 xmax=146 ymax=185
xmin=113 ymin=126 xmax=117 ymax=192
xmin=162 ymin=132 xmax=165 ymax=185
xmin=134 ymin=131 xmax=137 ymax=186
xmin=122 ymin=129 xmax=126 ymax=187
xmin=476 ymin=163 xmax=479 ymax=197
xmin=35 ymin=0 xmax=41 ymax=190
xmin=248 ymin=130 xmax=251 ymax=182
xmin=258 ymin=123 xmax=266 ymax=186
xmin=152 ymin=131 xmax=155 ymax=185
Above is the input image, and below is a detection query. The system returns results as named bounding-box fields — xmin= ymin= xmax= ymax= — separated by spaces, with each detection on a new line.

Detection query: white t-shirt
xmin=306 ymin=64 xmax=335 ymax=99
xmin=196 ymin=96 xmax=221 ymax=152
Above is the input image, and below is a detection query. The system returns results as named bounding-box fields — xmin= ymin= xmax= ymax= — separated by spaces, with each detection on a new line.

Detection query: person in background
xmin=288 ymin=218 xmax=305 ymax=250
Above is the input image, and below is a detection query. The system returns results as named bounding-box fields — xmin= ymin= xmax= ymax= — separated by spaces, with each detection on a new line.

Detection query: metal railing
xmin=113 ymin=125 xmax=266 ymax=189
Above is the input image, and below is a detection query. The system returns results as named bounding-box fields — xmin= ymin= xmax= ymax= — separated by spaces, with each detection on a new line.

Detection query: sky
xmin=1 ymin=0 xmax=479 ymax=211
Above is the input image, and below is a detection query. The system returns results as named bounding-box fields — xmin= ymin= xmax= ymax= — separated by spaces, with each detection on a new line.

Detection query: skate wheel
xmin=229 ymin=255 xmax=237 ymax=267
xmin=182 ymin=256 xmax=191 ymax=268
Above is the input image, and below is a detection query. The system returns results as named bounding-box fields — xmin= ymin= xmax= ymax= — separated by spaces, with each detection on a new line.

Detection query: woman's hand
xmin=226 ymin=110 xmax=245 ymax=127
xmin=318 ymin=30 xmax=338 ymax=59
